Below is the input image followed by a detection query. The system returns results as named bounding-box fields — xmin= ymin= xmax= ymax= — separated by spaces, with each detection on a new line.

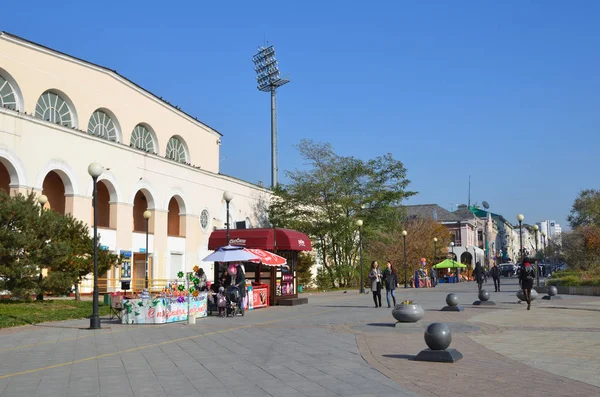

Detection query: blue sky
xmin=4 ymin=1 xmax=599 ymax=229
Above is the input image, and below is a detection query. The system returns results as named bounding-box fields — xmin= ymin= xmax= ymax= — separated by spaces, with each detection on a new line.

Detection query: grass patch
xmin=0 ymin=299 xmax=110 ymax=328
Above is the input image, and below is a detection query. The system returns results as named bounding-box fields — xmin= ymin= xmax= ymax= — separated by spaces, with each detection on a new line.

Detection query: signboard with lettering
xmin=121 ymin=294 xmax=208 ymax=324
xmin=120 ymin=250 xmax=132 ymax=279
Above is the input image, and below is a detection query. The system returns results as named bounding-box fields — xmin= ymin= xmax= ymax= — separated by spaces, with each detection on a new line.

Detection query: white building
xmin=0 ymin=32 xmax=271 ymax=292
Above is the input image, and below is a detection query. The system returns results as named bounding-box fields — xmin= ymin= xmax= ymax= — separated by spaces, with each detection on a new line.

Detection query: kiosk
xmin=208 ymin=228 xmax=312 ymax=306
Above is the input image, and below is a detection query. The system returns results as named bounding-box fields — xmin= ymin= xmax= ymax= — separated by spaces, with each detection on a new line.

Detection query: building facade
xmin=0 ymin=32 xmax=271 ymax=291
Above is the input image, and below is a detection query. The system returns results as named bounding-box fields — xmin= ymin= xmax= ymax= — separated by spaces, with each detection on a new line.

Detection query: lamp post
xmin=402 ymin=230 xmax=408 ymax=288
xmin=356 ymin=219 xmax=364 ymax=293
xmin=433 ymin=237 xmax=438 ymax=263
xmin=36 ymin=194 xmax=48 ymax=301
xmin=223 ymin=191 xmax=234 ymax=245
xmin=143 ymin=210 xmax=151 ymax=289
xmin=533 ymin=224 xmax=539 ymax=286
xmin=542 ymin=231 xmax=547 ymax=273
xmin=450 ymin=242 xmax=455 ymax=282
xmin=88 ymin=162 xmax=104 ymax=330
xmin=517 ymin=214 xmax=524 ymax=263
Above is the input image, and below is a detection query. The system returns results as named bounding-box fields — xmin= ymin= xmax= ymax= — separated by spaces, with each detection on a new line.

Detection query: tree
xmin=367 ymin=218 xmax=451 ymax=286
xmin=568 ymin=189 xmax=600 ymax=228
xmin=269 ymin=139 xmax=416 ymax=288
xmin=559 ymin=226 xmax=600 ymax=272
xmin=0 ymin=191 xmax=118 ymax=300
xmin=296 ymin=252 xmax=315 ymax=288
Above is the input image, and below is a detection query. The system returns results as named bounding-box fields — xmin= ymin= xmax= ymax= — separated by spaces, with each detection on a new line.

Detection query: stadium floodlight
xmin=252 ymin=45 xmax=290 ymax=188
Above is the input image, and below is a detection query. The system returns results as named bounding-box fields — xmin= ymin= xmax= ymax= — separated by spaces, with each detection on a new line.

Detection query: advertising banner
xmin=121 ymin=293 xmax=208 ymax=324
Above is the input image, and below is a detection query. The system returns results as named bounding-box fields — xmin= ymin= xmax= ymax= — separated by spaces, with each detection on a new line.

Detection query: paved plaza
xmin=1 ymin=278 xmax=599 ymax=397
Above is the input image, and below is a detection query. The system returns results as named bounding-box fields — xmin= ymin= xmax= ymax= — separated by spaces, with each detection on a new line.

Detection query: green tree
xmin=568 ymin=189 xmax=600 ymax=228
xmin=0 ymin=191 xmax=118 ymax=300
xmin=296 ymin=252 xmax=315 ymax=288
xmin=269 ymin=139 xmax=415 ymax=288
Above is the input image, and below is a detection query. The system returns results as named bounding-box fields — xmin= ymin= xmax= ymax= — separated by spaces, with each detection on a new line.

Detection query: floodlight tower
xmin=252 ymin=45 xmax=290 ymax=188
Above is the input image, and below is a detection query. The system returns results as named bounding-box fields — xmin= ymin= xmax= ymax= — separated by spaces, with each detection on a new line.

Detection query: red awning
xmin=246 ymin=249 xmax=288 ymax=267
xmin=208 ymin=228 xmax=312 ymax=251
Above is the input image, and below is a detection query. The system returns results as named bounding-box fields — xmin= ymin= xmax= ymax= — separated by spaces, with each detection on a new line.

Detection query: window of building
xmin=200 ymin=209 xmax=210 ymax=231
xmin=88 ymin=110 xmax=118 ymax=142
xmin=165 ymin=136 xmax=187 ymax=163
xmin=0 ymin=76 xmax=18 ymax=110
xmin=35 ymin=91 xmax=74 ymax=127
xmin=130 ymin=125 xmax=155 ymax=153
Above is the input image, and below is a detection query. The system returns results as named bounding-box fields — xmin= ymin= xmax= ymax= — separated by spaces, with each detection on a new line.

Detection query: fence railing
xmin=88 ymin=278 xmax=173 ymax=294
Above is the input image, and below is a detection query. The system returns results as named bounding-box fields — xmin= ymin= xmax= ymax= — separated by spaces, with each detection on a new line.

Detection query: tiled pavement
xmin=1 ymin=278 xmax=599 ymax=396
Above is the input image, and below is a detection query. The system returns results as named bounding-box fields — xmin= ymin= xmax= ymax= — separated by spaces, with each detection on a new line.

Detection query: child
xmin=217 ymin=286 xmax=227 ymax=317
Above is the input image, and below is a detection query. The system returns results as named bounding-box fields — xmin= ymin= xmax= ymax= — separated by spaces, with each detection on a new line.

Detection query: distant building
xmin=537 ymin=220 xmax=562 ymax=239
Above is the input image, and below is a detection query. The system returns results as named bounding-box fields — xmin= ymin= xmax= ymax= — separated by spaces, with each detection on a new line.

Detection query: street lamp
xmin=88 ymin=162 xmax=104 ymax=330
xmin=223 ymin=191 xmax=234 ymax=245
xmin=356 ymin=219 xmax=364 ymax=293
xmin=402 ymin=230 xmax=408 ymax=288
xmin=143 ymin=210 xmax=151 ymax=289
xmin=450 ymin=242 xmax=456 ymax=282
xmin=433 ymin=237 xmax=438 ymax=263
xmin=542 ymin=231 xmax=547 ymax=273
xmin=533 ymin=224 xmax=540 ymax=287
xmin=517 ymin=214 xmax=524 ymax=264
xmin=36 ymin=194 xmax=48 ymax=301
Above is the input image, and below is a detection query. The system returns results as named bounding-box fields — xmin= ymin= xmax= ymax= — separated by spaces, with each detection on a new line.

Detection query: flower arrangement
xmin=177 ymin=271 xmax=184 ymax=279
xmin=193 ymin=265 xmax=200 ymax=273
xmin=401 ymin=300 xmax=414 ymax=305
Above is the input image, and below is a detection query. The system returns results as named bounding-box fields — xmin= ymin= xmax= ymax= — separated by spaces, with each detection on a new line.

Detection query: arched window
xmin=88 ymin=110 xmax=118 ymax=142
xmin=165 ymin=136 xmax=187 ymax=163
xmin=0 ymin=75 xmax=18 ymax=110
xmin=130 ymin=124 xmax=155 ymax=153
xmin=35 ymin=91 xmax=74 ymax=127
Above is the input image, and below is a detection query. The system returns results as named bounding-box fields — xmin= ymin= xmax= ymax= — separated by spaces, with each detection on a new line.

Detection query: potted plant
xmin=392 ymin=300 xmax=424 ymax=323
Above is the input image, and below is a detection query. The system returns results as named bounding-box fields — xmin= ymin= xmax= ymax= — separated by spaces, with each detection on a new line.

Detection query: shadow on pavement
xmin=365 ymin=323 xmax=395 ymax=328
xmin=382 ymin=354 xmax=415 ymax=360
xmin=315 ymin=305 xmax=377 ymax=308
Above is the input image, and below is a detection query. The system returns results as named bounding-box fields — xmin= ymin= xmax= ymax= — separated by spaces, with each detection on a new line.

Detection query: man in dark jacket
xmin=491 ymin=264 xmax=501 ymax=292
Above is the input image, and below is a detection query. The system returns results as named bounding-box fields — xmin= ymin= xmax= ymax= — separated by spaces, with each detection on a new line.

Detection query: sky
xmin=3 ymin=0 xmax=599 ymax=229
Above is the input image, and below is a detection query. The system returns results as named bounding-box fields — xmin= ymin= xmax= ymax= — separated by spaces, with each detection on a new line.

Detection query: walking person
xmin=491 ymin=263 xmax=501 ymax=292
xmin=430 ymin=266 xmax=437 ymax=287
xmin=382 ymin=261 xmax=398 ymax=308
xmin=519 ymin=258 xmax=536 ymax=310
xmin=474 ymin=262 xmax=484 ymax=291
xmin=369 ymin=261 xmax=382 ymax=308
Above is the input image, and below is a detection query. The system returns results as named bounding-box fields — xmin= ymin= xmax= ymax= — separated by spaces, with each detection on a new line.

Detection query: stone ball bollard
xmin=446 ymin=293 xmax=459 ymax=307
xmin=478 ymin=289 xmax=490 ymax=302
xmin=424 ymin=322 xmax=452 ymax=351
xmin=517 ymin=289 xmax=538 ymax=301
xmin=548 ymin=286 xmax=558 ymax=297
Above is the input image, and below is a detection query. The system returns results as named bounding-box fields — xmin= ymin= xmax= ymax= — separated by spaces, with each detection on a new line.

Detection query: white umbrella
xmin=201 ymin=245 xmax=260 ymax=263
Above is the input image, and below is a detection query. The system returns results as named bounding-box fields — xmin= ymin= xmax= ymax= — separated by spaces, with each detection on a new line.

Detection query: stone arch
xmin=0 ymin=147 xmax=28 ymax=191
xmin=131 ymin=182 xmax=156 ymax=233
xmin=86 ymin=171 xmax=121 ymax=203
xmin=0 ymin=67 xmax=24 ymax=111
xmin=41 ymin=170 xmax=73 ymax=215
xmin=165 ymin=193 xmax=187 ymax=237
xmin=36 ymin=160 xmax=79 ymax=195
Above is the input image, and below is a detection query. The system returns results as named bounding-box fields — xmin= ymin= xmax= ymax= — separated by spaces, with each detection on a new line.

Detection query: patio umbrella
xmin=201 ymin=245 xmax=261 ymax=263
xmin=433 ymin=259 xmax=467 ymax=269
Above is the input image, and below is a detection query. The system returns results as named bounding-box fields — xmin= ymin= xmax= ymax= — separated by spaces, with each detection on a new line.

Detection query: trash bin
xmin=103 ymin=293 xmax=110 ymax=306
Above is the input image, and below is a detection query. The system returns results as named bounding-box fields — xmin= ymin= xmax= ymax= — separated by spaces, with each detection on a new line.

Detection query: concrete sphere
xmin=548 ymin=286 xmax=558 ymax=297
xmin=516 ymin=289 xmax=538 ymax=301
xmin=424 ymin=322 xmax=452 ymax=351
xmin=478 ymin=289 xmax=490 ymax=302
xmin=446 ymin=293 xmax=459 ymax=307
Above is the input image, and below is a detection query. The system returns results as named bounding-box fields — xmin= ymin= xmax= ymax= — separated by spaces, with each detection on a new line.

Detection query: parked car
xmin=499 ymin=264 xmax=518 ymax=277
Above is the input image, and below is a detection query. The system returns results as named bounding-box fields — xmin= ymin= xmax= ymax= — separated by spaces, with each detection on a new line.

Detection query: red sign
xmin=253 ymin=287 xmax=268 ymax=308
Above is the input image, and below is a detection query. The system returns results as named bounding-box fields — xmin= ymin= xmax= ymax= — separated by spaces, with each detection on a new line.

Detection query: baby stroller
xmin=226 ymin=285 xmax=244 ymax=317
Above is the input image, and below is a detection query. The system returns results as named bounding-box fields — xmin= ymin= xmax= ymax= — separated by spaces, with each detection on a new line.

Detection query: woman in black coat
xmin=474 ymin=262 xmax=484 ymax=291
xmin=519 ymin=259 xmax=536 ymax=310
